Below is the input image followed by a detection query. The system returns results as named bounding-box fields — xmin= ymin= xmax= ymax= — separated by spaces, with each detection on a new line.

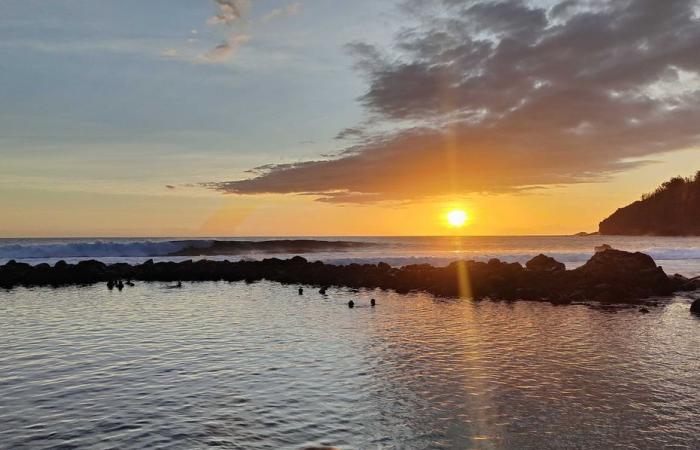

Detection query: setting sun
xmin=447 ymin=209 xmax=469 ymax=227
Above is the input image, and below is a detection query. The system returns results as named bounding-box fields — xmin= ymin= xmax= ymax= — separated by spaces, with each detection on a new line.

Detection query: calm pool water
xmin=1 ymin=282 xmax=699 ymax=449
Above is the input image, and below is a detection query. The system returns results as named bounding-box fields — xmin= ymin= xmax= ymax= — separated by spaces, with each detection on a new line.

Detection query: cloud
xmin=206 ymin=0 xmax=700 ymax=203
xmin=207 ymin=0 xmax=252 ymax=25
xmin=169 ymin=0 xmax=301 ymax=64
xmin=160 ymin=48 xmax=180 ymax=58
xmin=197 ymin=0 xmax=253 ymax=63
xmin=200 ymin=34 xmax=251 ymax=63
xmin=262 ymin=2 xmax=302 ymax=22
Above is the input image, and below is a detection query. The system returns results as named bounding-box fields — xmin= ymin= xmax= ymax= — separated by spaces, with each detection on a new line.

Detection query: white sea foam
xmin=0 ymin=240 xmax=207 ymax=259
xmin=1 ymin=238 xmax=699 ymax=271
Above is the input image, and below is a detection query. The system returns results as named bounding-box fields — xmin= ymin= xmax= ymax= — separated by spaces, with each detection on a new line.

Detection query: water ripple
xmin=1 ymin=282 xmax=699 ymax=449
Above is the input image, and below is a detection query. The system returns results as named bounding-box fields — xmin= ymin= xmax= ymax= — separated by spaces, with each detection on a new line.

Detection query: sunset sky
xmin=1 ymin=0 xmax=699 ymax=237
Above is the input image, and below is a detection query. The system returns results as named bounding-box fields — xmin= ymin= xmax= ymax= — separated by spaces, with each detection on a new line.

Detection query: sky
xmin=1 ymin=0 xmax=699 ymax=237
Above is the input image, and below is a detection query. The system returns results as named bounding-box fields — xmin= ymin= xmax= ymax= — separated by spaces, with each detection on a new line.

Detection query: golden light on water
xmin=446 ymin=209 xmax=469 ymax=227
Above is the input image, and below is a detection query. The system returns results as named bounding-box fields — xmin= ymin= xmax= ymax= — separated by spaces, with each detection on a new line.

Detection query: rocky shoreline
xmin=2 ymin=249 xmax=699 ymax=308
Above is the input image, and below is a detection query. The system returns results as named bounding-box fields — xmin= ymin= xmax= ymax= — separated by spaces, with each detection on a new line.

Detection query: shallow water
xmin=1 ymin=282 xmax=699 ymax=449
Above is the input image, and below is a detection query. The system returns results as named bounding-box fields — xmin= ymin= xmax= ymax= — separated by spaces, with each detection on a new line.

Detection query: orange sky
xmin=2 ymin=148 xmax=696 ymax=237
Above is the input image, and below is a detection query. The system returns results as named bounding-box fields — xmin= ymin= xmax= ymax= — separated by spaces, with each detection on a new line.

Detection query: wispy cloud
xmin=207 ymin=0 xmax=252 ymax=25
xmin=206 ymin=0 xmax=700 ymax=203
xmin=164 ymin=1 xmax=304 ymax=64
xmin=262 ymin=2 xmax=302 ymax=23
xmin=198 ymin=0 xmax=254 ymax=63
xmin=200 ymin=34 xmax=251 ymax=63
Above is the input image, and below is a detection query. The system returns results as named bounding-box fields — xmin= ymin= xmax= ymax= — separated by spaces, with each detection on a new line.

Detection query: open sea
xmin=1 ymin=236 xmax=699 ymax=449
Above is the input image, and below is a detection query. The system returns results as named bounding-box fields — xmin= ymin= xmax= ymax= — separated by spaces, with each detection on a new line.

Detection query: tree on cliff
xmin=599 ymin=171 xmax=700 ymax=236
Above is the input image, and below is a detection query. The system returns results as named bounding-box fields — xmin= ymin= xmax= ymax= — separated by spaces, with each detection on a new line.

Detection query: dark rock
xmin=0 ymin=249 xmax=686 ymax=307
xmin=377 ymin=262 xmax=391 ymax=272
xmin=526 ymin=254 xmax=565 ymax=273
xmin=572 ymin=249 xmax=673 ymax=299
xmin=639 ymin=307 xmax=650 ymax=314
xmin=691 ymin=299 xmax=700 ymax=315
xmin=681 ymin=276 xmax=700 ymax=291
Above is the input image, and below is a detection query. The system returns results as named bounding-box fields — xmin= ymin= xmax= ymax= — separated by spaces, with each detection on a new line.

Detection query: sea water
xmin=1 ymin=235 xmax=700 ymax=276
xmin=1 ymin=282 xmax=698 ymax=449
xmin=1 ymin=237 xmax=699 ymax=449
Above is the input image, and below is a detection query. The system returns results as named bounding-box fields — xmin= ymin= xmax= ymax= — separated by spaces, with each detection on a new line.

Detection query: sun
xmin=446 ymin=209 xmax=469 ymax=227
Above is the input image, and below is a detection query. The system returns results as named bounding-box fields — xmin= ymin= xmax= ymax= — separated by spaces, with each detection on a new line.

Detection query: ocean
xmin=1 ymin=236 xmax=699 ymax=449
xmin=2 ymin=235 xmax=700 ymax=276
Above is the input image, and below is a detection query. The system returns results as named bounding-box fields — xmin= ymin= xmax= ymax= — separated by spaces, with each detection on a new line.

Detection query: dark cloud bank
xmin=206 ymin=0 xmax=700 ymax=203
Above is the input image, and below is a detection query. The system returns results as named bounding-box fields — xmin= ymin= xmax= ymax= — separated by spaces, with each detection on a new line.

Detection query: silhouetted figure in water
xmin=176 ymin=281 xmax=182 ymax=288
xmin=298 ymin=287 xmax=303 ymax=295
xmin=348 ymin=300 xmax=355 ymax=308
xmin=370 ymin=298 xmax=376 ymax=307
xmin=107 ymin=280 xmax=115 ymax=290
xmin=116 ymin=280 xmax=124 ymax=291
xmin=319 ymin=287 xmax=327 ymax=295
xmin=126 ymin=280 xmax=135 ymax=287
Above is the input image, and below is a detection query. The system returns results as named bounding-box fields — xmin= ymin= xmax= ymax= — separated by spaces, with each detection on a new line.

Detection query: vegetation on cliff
xmin=599 ymin=171 xmax=700 ymax=236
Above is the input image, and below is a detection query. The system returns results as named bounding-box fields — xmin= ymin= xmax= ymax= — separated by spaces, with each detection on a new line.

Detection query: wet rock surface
xmin=0 ymin=250 xmax=695 ymax=305
xmin=691 ymin=299 xmax=700 ymax=315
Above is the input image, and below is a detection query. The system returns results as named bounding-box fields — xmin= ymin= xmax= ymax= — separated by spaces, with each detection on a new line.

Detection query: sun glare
xmin=446 ymin=209 xmax=468 ymax=227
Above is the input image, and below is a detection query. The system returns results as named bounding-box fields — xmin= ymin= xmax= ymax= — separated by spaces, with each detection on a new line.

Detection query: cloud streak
xmin=198 ymin=0 xmax=253 ymax=63
xmin=262 ymin=3 xmax=302 ymax=22
xmin=208 ymin=0 xmax=252 ymax=25
xmin=200 ymin=34 xmax=251 ymax=62
xmin=206 ymin=0 xmax=700 ymax=202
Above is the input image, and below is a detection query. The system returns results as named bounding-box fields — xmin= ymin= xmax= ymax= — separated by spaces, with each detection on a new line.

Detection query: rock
xmin=526 ymin=254 xmax=565 ymax=273
xmin=681 ymin=276 xmax=700 ymax=291
xmin=595 ymin=244 xmax=613 ymax=253
xmin=573 ymin=249 xmax=673 ymax=299
xmin=377 ymin=262 xmax=391 ymax=272
xmin=348 ymin=300 xmax=355 ymax=308
xmin=0 ymin=250 xmax=687 ymax=307
xmin=691 ymin=299 xmax=700 ymax=315
xmin=639 ymin=307 xmax=650 ymax=314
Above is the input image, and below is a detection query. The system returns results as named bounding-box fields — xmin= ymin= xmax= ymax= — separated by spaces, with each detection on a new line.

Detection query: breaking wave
xmin=0 ymin=239 xmax=374 ymax=260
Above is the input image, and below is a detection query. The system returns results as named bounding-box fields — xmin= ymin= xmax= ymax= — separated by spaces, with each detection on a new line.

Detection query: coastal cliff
xmin=599 ymin=171 xmax=700 ymax=236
